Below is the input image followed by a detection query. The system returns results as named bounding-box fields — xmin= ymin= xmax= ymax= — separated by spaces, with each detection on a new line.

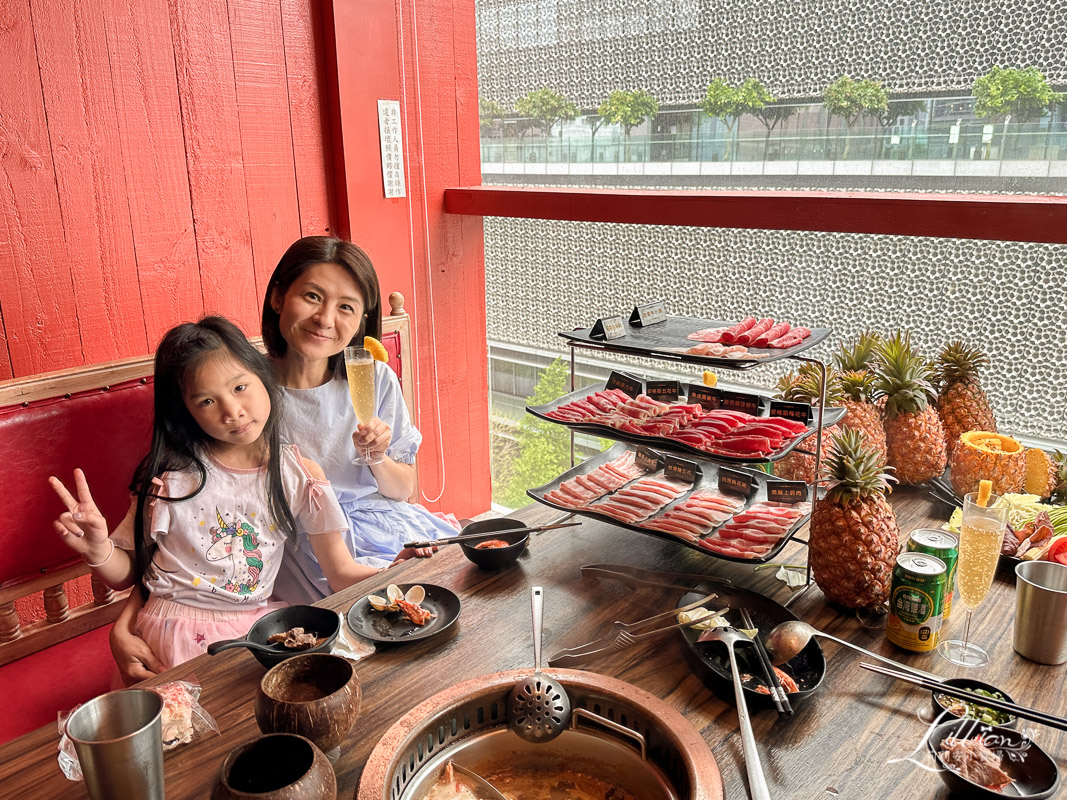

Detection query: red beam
xmin=444 ymin=186 xmax=1067 ymax=244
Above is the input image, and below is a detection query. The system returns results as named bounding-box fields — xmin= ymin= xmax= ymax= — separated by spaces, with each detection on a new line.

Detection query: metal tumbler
xmin=1014 ymin=560 xmax=1067 ymax=665
xmin=65 ymin=688 xmax=165 ymax=800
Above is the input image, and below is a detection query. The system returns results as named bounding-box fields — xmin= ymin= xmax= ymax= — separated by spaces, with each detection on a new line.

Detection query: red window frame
xmin=444 ymin=186 xmax=1067 ymax=244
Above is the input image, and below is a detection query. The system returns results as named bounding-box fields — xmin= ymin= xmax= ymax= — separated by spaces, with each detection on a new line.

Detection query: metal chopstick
xmin=858 ymin=662 xmax=1067 ymax=731
xmin=551 ymin=592 xmax=719 ymax=659
xmin=403 ymin=522 xmax=580 ymax=549
xmin=740 ymin=608 xmax=793 ymax=717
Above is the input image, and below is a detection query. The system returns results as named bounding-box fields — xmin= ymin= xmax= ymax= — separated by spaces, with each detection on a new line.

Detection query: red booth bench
xmin=0 ymin=294 xmax=413 ymax=743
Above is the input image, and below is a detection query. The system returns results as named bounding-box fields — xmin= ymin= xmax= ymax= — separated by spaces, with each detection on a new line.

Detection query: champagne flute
xmin=343 ymin=346 xmax=383 ymax=465
xmin=937 ymin=491 xmax=1008 ymax=667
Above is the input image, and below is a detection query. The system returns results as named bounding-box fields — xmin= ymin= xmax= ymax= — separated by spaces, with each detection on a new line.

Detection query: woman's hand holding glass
xmin=344 ymin=346 xmax=384 ymax=465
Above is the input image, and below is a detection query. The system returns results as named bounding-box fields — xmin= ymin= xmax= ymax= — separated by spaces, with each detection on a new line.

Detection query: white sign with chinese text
xmin=377 ymin=100 xmax=406 ymax=199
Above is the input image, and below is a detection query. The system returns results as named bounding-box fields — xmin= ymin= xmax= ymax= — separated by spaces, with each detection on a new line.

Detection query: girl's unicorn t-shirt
xmin=111 ymin=444 xmax=347 ymax=610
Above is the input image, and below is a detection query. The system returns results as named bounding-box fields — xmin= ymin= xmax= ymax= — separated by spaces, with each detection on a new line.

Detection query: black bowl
xmin=928 ymin=718 xmax=1060 ymax=798
xmin=932 ymin=677 xmax=1017 ymax=729
xmin=209 ymin=605 xmax=340 ymax=668
xmin=458 ymin=519 xmax=530 ymax=570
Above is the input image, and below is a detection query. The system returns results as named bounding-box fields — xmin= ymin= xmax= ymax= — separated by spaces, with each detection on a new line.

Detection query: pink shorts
xmin=136 ymin=596 xmax=284 ymax=670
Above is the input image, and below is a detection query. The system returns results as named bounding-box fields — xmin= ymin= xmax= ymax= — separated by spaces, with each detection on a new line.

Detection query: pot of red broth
xmin=357 ymin=670 xmax=722 ymax=800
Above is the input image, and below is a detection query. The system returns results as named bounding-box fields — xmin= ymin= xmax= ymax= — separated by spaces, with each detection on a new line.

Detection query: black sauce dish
xmin=207 ymin=605 xmax=340 ymax=668
xmin=458 ymin=518 xmax=530 ymax=570
xmin=927 ymin=718 xmax=1059 ymax=799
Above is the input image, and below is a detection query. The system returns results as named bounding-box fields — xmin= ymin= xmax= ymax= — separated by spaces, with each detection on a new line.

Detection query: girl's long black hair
xmin=129 ymin=317 xmax=299 ymax=597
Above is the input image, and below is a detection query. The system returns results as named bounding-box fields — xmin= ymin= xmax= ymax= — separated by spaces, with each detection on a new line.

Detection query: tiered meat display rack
xmin=524 ymin=313 xmax=833 ymax=603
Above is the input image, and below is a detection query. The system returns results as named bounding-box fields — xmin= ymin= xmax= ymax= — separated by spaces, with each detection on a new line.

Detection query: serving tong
xmin=548 ymin=592 xmax=725 ymax=667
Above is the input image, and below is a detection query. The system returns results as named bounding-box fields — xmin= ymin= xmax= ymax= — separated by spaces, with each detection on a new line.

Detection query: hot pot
xmin=357 ymin=669 xmax=722 ymax=800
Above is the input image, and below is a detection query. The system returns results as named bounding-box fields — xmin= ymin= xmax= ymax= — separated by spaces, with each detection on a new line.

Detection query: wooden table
xmin=1 ymin=487 xmax=1063 ymax=799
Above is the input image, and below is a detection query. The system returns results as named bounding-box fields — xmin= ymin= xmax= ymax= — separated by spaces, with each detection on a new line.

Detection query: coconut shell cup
xmin=212 ymin=733 xmax=336 ymax=800
xmin=255 ymin=653 xmax=362 ymax=754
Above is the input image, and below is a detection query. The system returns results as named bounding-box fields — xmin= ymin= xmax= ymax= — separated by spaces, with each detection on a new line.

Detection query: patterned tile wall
xmin=484 ymin=217 xmax=1067 ymax=440
xmin=476 ymin=0 xmax=1067 ymax=105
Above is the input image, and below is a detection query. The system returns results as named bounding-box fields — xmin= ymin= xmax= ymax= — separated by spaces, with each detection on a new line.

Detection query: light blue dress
xmin=272 ymin=361 xmax=456 ymax=603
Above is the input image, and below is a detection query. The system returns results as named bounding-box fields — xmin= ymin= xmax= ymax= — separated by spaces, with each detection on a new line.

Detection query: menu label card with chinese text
xmin=635 ymin=448 xmax=661 ymax=473
xmin=376 ymin=100 xmax=406 ymax=198
xmin=769 ymin=400 xmax=812 ymax=423
xmin=718 ymin=467 xmax=755 ymax=497
xmin=629 ymin=301 xmax=667 ymax=327
xmin=590 ymin=316 xmax=627 ymax=341
xmin=767 ymin=480 xmax=809 ymax=504
xmin=646 ymin=380 xmax=681 ymax=402
xmin=721 ymin=391 xmax=763 ymax=416
xmin=606 ymin=371 xmax=642 ymax=398
xmin=687 ymin=385 xmax=722 ymax=411
xmin=664 ymin=455 xmax=701 ymax=484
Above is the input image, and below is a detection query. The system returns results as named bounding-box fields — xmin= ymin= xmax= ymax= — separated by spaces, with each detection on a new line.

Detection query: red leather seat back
xmin=0 ymin=378 xmax=154 ymax=584
xmin=381 ymin=330 xmax=402 ymax=380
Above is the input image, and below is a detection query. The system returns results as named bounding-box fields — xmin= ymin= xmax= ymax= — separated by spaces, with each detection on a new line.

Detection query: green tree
xmin=479 ymin=97 xmax=507 ymax=131
xmin=699 ymin=78 xmax=770 ymax=160
xmin=972 ymin=66 xmax=1063 ymax=157
xmin=584 ymin=109 xmax=608 ymax=162
xmin=744 ymin=80 xmax=798 ymax=159
xmin=821 ymin=75 xmax=889 ymax=158
xmin=494 ymin=359 xmax=573 ymax=510
xmin=598 ymin=89 xmax=659 ymax=162
xmin=515 ymin=88 xmax=577 ymax=161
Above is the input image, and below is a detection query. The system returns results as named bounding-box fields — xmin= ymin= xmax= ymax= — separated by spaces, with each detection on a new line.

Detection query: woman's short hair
xmin=261 ymin=236 xmax=383 ymax=359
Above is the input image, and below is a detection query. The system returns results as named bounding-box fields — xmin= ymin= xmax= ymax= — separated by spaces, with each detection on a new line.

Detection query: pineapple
xmin=873 ymin=332 xmax=947 ymax=485
xmin=933 ymin=342 xmax=997 ymax=456
xmin=832 ymin=333 xmax=888 ymax=467
xmin=809 ymin=428 xmax=900 ymax=609
xmin=949 ymin=431 xmax=1025 ymax=496
xmin=773 ymin=364 xmax=842 ymax=483
xmin=1026 ymin=449 xmax=1067 ymax=502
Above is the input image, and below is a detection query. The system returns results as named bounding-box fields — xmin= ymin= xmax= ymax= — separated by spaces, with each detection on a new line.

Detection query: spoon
xmin=448 ymin=763 xmax=508 ymax=800
xmin=701 ymin=627 xmax=770 ymax=800
xmin=764 ymin=620 xmax=940 ymax=681
xmin=507 ymin=586 xmax=572 ymax=743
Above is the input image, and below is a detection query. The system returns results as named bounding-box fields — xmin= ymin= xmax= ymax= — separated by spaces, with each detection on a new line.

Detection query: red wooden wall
xmin=0 ymin=0 xmax=491 ymax=517
xmin=0 ymin=0 xmax=335 ymax=378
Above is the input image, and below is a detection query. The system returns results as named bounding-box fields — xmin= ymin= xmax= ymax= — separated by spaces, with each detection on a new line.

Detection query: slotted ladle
xmin=507 ymin=586 xmax=572 ymax=743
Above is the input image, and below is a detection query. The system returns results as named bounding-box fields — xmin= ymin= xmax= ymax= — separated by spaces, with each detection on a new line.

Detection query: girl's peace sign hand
xmin=49 ymin=469 xmax=110 ymax=556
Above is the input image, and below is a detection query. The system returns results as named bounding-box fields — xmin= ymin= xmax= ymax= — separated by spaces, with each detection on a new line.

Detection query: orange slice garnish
xmin=364 ymin=336 xmax=389 ymax=363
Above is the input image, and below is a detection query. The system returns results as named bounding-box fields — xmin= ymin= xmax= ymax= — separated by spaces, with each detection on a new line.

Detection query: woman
xmin=109 ymin=237 xmax=453 ymax=683
xmin=262 ymin=236 xmax=455 ymax=603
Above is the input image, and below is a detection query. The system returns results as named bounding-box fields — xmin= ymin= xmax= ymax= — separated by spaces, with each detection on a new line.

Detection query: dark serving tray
xmin=559 ymin=315 xmax=831 ymax=370
xmin=526 ymin=442 xmax=811 ymax=564
xmin=527 ymin=381 xmax=845 ymax=465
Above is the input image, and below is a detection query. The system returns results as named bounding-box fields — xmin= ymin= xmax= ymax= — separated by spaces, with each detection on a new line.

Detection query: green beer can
xmin=906 ymin=529 xmax=959 ymax=619
xmin=886 ymin=552 xmax=947 ymax=653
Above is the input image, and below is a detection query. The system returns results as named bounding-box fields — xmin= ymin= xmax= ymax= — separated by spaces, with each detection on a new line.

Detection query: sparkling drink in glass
xmin=937 ymin=491 xmax=1008 ymax=667
xmin=343 ymin=346 xmax=383 ymax=465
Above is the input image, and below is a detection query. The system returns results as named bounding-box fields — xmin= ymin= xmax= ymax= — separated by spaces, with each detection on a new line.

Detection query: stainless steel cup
xmin=1014 ymin=560 xmax=1067 ymax=665
xmin=65 ymin=688 xmax=165 ymax=800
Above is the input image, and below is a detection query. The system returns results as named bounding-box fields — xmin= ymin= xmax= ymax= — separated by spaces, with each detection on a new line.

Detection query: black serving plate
xmin=927 ymin=718 xmax=1060 ymax=798
xmin=528 ymin=380 xmax=845 ymax=465
xmin=678 ymin=583 xmax=826 ymax=710
xmin=347 ymin=584 xmax=461 ymax=643
xmin=526 ymin=442 xmax=812 ymax=564
xmin=559 ymin=315 xmax=831 ymax=370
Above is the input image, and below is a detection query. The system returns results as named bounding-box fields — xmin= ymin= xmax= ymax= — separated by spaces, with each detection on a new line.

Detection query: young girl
xmin=50 ymin=317 xmax=383 ymax=670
